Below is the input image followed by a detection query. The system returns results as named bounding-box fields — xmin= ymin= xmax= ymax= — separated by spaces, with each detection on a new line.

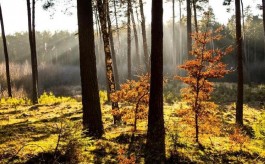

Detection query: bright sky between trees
xmin=0 ymin=0 xmax=261 ymax=35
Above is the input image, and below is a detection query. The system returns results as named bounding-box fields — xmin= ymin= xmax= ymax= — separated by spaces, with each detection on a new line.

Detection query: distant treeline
xmin=0 ymin=14 xmax=264 ymax=84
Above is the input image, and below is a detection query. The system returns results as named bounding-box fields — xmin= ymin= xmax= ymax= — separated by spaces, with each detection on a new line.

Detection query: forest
xmin=0 ymin=0 xmax=265 ymax=163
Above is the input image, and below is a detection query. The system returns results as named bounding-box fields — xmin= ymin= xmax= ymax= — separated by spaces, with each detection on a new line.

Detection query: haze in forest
xmin=0 ymin=0 xmax=265 ymax=163
xmin=0 ymin=0 xmax=261 ymax=34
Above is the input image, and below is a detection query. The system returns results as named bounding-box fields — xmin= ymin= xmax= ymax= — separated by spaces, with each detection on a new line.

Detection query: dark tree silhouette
xmin=0 ymin=4 xmax=12 ymax=97
xmin=145 ymin=0 xmax=165 ymax=163
xmin=77 ymin=0 xmax=103 ymax=138
xmin=27 ymin=0 xmax=39 ymax=104
xmin=235 ymin=0 xmax=244 ymax=126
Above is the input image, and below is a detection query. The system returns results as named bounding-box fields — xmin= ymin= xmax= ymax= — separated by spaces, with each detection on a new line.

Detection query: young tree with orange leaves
xmin=176 ymin=27 xmax=233 ymax=144
xmin=111 ymin=74 xmax=150 ymax=132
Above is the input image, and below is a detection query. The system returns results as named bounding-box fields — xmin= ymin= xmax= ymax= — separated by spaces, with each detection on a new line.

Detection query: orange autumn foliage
xmin=111 ymin=74 xmax=150 ymax=131
xmin=176 ymin=27 xmax=233 ymax=143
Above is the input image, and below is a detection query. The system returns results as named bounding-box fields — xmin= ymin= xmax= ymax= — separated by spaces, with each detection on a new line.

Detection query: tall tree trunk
xmin=106 ymin=0 xmax=120 ymax=90
xmin=139 ymin=0 xmax=150 ymax=73
xmin=113 ymin=0 xmax=120 ymax=48
xmin=235 ymin=0 xmax=244 ymax=126
xmin=172 ymin=0 xmax=176 ymax=74
xmin=95 ymin=7 xmax=111 ymax=101
xmin=192 ymin=0 xmax=198 ymax=32
xmin=262 ymin=0 xmax=265 ymax=62
xmin=186 ymin=0 xmax=192 ymax=59
xmin=32 ymin=0 xmax=38 ymax=86
xmin=240 ymin=0 xmax=250 ymax=84
xmin=130 ymin=4 xmax=140 ymax=68
xmin=145 ymin=0 xmax=165 ymax=163
xmin=179 ymin=0 xmax=183 ymax=66
xmin=27 ymin=0 xmax=38 ymax=104
xmin=0 ymin=4 xmax=12 ymax=97
xmin=96 ymin=0 xmax=120 ymax=124
xmin=77 ymin=0 xmax=103 ymax=138
xmin=127 ymin=0 xmax=132 ymax=80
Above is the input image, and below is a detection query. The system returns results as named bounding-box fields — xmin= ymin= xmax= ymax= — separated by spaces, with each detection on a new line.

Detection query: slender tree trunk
xmin=77 ymin=0 xmax=103 ymax=138
xmin=186 ymin=0 xmax=192 ymax=59
xmin=106 ymin=0 xmax=120 ymax=90
xmin=27 ymin=0 xmax=38 ymax=104
xmin=95 ymin=7 xmax=111 ymax=101
xmin=32 ymin=0 xmax=38 ymax=86
xmin=97 ymin=0 xmax=120 ymax=124
xmin=235 ymin=0 xmax=244 ymax=126
xmin=127 ymin=0 xmax=132 ymax=80
xmin=240 ymin=0 xmax=251 ymax=84
xmin=130 ymin=4 xmax=140 ymax=68
xmin=0 ymin=4 xmax=12 ymax=97
xmin=179 ymin=0 xmax=183 ymax=66
xmin=194 ymin=81 xmax=200 ymax=143
xmin=139 ymin=0 xmax=150 ymax=73
xmin=172 ymin=0 xmax=176 ymax=74
xmin=135 ymin=4 xmax=142 ymax=37
xmin=113 ymin=0 xmax=120 ymax=48
xmin=192 ymin=0 xmax=198 ymax=32
xmin=262 ymin=0 xmax=265 ymax=62
xmin=145 ymin=0 xmax=165 ymax=163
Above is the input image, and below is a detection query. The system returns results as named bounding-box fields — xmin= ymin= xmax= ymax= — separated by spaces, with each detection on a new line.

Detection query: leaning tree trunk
xmin=139 ymin=0 xmax=150 ymax=73
xmin=127 ymin=0 xmax=132 ymax=80
xmin=145 ymin=0 xmax=165 ymax=163
xmin=186 ymin=0 xmax=192 ymax=59
xmin=27 ymin=0 xmax=38 ymax=104
xmin=97 ymin=0 xmax=120 ymax=124
xmin=235 ymin=0 xmax=244 ymax=126
xmin=0 ymin=4 xmax=12 ymax=97
xmin=106 ymin=0 xmax=120 ymax=90
xmin=77 ymin=0 xmax=104 ymax=138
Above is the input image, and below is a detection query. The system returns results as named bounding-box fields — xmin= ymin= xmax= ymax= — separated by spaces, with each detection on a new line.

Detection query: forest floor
xmin=0 ymin=83 xmax=265 ymax=163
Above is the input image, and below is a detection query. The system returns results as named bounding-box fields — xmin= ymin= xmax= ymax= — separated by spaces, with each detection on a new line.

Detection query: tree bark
xmin=187 ymin=0 xmax=192 ymax=59
xmin=139 ymin=0 xmax=150 ymax=73
xmin=77 ymin=0 xmax=104 ymax=138
xmin=106 ymin=0 xmax=120 ymax=90
xmin=0 ymin=4 xmax=12 ymax=97
xmin=127 ymin=0 xmax=132 ymax=80
xmin=145 ymin=0 xmax=165 ymax=163
xmin=27 ymin=0 xmax=38 ymax=104
xmin=235 ymin=0 xmax=244 ymax=126
xmin=97 ymin=0 xmax=120 ymax=124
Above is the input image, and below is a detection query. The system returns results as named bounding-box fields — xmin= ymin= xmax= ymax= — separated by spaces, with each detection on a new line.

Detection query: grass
xmin=0 ymin=85 xmax=265 ymax=163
